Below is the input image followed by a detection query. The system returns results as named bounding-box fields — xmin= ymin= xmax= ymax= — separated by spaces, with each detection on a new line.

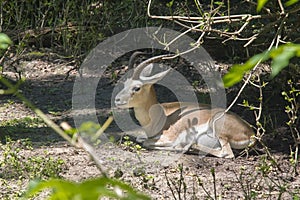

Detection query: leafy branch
xmin=223 ymin=43 xmax=300 ymax=87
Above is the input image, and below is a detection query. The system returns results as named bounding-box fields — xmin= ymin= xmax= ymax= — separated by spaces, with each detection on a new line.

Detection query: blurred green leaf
xmin=0 ymin=33 xmax=12 ymax=50
xmin=24 ymin=177 xmax=151 ymax=200
xmin=166 ymin=0 xmax=174 ymax=7
xmin=79 ymin=121 xmax=101 ymax=137
xmin=285 ymin=0 xmax=299 ymax=6
xmin=257 ymin=0 xmax=269 ymax=12
xmin=269 ymin=44 xmax=299 ymax=78
xmin=223 ymin=52 xmax=269 ymax=87
xmin=214 ymin=1 xmax=224 ymax=6
xmin=223 ymin=43 xmax=300 ymax=88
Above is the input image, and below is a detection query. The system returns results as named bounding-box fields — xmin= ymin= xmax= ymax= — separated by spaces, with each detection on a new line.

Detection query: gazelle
xmin=114 ymin=53 xmax=255 ymax=158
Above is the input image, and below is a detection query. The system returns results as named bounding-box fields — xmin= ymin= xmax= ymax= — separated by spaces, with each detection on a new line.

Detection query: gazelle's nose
xmin=115 ymin=98 xmax=121 ymax=104
xmin=114 ymin=98 xmax=127 ymax=107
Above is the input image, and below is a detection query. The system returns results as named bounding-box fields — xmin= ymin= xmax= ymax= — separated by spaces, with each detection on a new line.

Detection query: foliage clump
xmin=0 ymin=137 xmax=65 ymax=180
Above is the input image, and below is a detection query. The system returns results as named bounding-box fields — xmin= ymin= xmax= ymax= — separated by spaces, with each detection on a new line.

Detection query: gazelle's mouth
xmin=115 ymin=102 xmax=129 ymax=108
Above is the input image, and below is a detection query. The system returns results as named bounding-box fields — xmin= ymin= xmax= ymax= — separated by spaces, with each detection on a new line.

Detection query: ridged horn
xmin=128 ymin=51 xmax=146 ymax=69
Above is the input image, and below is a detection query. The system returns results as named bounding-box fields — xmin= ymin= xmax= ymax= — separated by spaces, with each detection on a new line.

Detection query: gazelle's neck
xmin=133 ymin=86 xmax=158 ymax=126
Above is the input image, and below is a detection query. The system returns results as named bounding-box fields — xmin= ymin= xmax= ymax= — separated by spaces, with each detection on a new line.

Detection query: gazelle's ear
xmin=140 ymin=64 xmax=171 ymax=84
xmin=140 ymin=63 xmax=154 ymax=77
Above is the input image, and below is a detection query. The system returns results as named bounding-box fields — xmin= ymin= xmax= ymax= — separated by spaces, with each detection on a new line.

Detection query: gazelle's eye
xmin=132 ymin=86 xmax=141 ymax=92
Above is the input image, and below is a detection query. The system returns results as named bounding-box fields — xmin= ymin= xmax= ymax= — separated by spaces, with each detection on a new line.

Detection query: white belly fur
xmin=171 ymin=123 xmax=221 ymax=150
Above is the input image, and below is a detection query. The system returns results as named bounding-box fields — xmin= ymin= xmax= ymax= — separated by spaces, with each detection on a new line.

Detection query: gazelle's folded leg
xmin=192 ymin=142 xmax=234 ymax=158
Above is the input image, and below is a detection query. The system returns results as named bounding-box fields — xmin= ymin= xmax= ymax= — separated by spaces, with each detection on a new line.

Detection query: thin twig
xmin=223 ymin=18 xmax=279 ymax=114
xmin=78 ymin=136 xmax=108 ymax=177
xmin=92 ymin=116 xmax=114 ymax=142
xmin=277 ymin=0 xmax=285 ymax=14
xmin=165 ymin=171 xmax=178 ymax=200
xmin=164 ymin=23 xmax=204 ymax=50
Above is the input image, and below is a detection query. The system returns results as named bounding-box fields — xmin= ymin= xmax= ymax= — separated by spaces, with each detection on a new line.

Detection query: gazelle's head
xmin=114 ymin=53 xmax=172 ymax=108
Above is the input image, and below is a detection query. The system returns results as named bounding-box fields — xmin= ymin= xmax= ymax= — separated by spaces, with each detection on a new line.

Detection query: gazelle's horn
xmin=128 ymin=51 xmax=145 ymax=69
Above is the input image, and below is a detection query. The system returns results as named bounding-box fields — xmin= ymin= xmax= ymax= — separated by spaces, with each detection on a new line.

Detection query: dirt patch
xmin=0 ymin=53 xmax=299 ymax=199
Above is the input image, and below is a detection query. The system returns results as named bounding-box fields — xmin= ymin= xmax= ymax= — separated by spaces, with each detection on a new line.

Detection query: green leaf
xmin=269 ymin=44 xmax=300 ymax=78
xmin=285 ymin=0 xmax=299 ymax=6
xmin=25 ymin=179 xmax=76 ymax=199
xmin=79 ymin=121 xmax=101 ymax=137
xmin=223 ymin=43 xmax=300 ymax=88
xmin=270 ymin=49 xmax=295 ymax=78
xmin=222 ymin=64 xmax=245 ymax=88
xmin=214 ymin=1 xmax=224 ymax=6
xmin=0 ymin=33 xmax=12 ymax=50
xmin=257 ymin=0 xmax=269 ymax=12
xmin=223 ymin=52 xmax=269 ymax=88
xmin=166 ymin=0 xmax=174 ymax=7
xmin=24 ymin=177 xmax=151 ymax=200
